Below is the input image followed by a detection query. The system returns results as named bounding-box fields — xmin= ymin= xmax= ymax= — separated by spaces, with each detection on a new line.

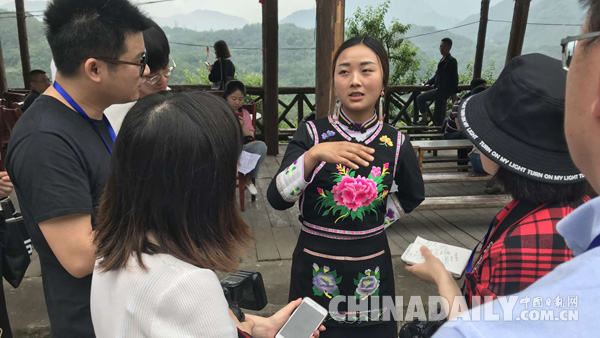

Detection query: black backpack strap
xmin=488 ymin=201 xmax=542 ymax=244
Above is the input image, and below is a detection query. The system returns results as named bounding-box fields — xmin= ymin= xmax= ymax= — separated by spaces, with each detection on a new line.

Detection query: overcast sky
xmin=132 ymin=0 xmax=312 ymax=23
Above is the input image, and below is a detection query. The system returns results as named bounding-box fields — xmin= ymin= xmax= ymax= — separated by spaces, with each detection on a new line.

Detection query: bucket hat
xmin=459 ymin=53 xmax=585 ymax=184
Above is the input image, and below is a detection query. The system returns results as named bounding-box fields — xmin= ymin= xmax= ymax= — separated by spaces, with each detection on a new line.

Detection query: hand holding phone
xmin=276 ymin=298 xmax=327 ymax=338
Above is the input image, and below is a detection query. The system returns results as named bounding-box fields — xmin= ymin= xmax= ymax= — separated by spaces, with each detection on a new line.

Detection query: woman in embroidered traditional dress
xmin=267 ymin=37 xmax=425 ymax=337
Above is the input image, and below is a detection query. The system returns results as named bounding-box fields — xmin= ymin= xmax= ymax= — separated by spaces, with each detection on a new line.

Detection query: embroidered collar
xmin=338 ymin=109 xmax=377 ymax=133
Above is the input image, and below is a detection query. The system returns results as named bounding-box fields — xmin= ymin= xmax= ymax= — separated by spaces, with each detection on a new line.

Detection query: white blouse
xmin=91 ymin=253 xmax=237 ymax=337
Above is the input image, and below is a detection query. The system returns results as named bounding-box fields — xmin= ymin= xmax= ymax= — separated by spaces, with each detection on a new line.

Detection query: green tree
xmin=458 ymin=59 xmax=497 ymax=87
xmin=346 ymin=0 xmax=420 ymax=85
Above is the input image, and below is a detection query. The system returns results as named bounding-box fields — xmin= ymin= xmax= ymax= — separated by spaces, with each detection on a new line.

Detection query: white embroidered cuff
xmin=384 ymin=193 xmax=406 ymax=228
xmin=276 ymin=154 xmax=311 ymax=202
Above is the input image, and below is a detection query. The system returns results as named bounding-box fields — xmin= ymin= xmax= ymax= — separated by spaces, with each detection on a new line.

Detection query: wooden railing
xmin=170 ymin=84 xmax=472 ymax=138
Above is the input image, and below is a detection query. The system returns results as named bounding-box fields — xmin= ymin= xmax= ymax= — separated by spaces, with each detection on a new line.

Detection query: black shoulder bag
xmin=0 ymin=197 xmax=31 ymax=288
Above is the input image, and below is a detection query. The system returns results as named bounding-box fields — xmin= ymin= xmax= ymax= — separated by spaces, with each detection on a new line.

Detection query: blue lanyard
xmin=465 ymin=203 xmax=544 ymax=274
xmin=53 ymin=81 xmax=116 ymax=154
xmin=465 ymin=219 xmax=495 ymax=274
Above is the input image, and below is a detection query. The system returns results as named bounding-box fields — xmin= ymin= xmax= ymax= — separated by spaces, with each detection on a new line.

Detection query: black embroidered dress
xmin=267 ymin=112 xmax=424 ymax=338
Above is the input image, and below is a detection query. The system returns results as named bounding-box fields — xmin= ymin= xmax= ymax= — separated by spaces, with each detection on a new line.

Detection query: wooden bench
xmin=422 ymin=155 xmax=465 ymax=164
xmin=422 ymin=172 xmax=490 ymax=183
xmin=397 ymin=125 xmax=442 ymax=133
xmin=418 ymin=194 xmax=511 ymax=210
xmin=408 ymin=133 xmax=445 ymax=141
xmin=412 ymin=139 xmax=473 ymax=171
xmin=2 ymin=91 xmax=27 ymax=107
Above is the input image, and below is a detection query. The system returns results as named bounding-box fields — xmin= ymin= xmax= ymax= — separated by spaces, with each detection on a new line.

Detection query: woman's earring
xmin=379 ymin=91 xmax=385 ymax=122
xmin=333 ymin=98 xmax=341 ymax=124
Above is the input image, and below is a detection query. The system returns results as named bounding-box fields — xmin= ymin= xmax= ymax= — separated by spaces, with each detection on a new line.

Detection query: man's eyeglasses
xmin=561 ymin=31 xmax=600 ymax=70
xmin=95 ymin=52 xmax=148 ymax=76
xmin=145 ymin=60 xmax=176 ymax=85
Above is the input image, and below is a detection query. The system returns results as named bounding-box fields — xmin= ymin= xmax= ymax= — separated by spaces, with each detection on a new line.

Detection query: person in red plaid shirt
xmin=405 ymin=54 xmax=591 ymax=321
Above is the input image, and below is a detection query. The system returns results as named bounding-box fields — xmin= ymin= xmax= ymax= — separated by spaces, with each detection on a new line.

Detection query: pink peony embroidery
xmin=331 ymin=175 xmax=378 ymax=211
xmin=370 ymin=166 xmax=381 ymax=177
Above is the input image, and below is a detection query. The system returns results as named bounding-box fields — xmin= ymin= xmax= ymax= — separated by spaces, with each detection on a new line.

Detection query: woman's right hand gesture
xmin=304 ymin=141 xmax=374 ymax=180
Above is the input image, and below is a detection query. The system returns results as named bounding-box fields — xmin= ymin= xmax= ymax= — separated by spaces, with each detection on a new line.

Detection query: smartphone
xmin=276 ymin=298 xmax=327 ymax=338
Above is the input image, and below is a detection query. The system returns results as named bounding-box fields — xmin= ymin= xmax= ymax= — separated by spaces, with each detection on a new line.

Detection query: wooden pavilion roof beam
xmin=315 ymin=0 xmax=345 ymax=119
xmin=262 ymin=0 xmax=279 ymax=155
xmin=505 ymin=0 xmax=531 ymax=65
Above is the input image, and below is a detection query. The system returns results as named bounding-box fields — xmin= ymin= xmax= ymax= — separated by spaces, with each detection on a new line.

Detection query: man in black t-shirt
xmin=22 ymin=70 xmax=51 ymax=112
xmin=5 ymin=1 xmax=151 ymax=337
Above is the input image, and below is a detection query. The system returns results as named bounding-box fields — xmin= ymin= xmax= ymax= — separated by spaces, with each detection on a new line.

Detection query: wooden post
xmin=505 ymin=0 xmax=531 ymax=65
xmin=473 ymin=0 xmax=490 ymax=80
xmin=15 ymin=0 xmax=31 ymax=89
xmin=0 ymin=36 xmax=8 ymax=93
xmin=315 ymin=0 xmax=345 ymax=119
xmin=262 ymin=0 xmax=279 ymax=155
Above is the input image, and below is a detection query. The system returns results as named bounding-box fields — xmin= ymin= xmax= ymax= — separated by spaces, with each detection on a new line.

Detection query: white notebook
xmin=401 ymin=236 xmax=473 ymax=278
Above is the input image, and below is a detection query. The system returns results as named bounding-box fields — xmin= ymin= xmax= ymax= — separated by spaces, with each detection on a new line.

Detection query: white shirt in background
xmin=104 ymin=101 xmax=136 ymax=135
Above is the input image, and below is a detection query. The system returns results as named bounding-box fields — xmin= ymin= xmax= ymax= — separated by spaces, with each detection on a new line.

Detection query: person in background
xmin=22 ymin=70 xmax=51 ymax=111
xmin=208 ymin=40 xmax=235 ymax=90
xmin=406 ymin=54 xmax=590 ymax=331
xmin=105 ymin=20 xmax=175 ymax=134
xmin=5 ymin=0 xmax=151 ymax=336
xmin=91 ymin=91 xmax=324 ymax=338
xmin=223 ymin=80 xmax=267 ymax=196
xmin=416 ymin=38 xmax=459 ymax=126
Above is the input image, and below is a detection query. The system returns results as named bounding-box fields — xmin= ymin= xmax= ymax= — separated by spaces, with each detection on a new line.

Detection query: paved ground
xmin=4 ymin=146 xmax=500 ymax=337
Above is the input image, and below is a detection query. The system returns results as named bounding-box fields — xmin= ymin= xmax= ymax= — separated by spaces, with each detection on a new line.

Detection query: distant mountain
xmin=454 ymin=0 xmax=584 ymax=46
xmin=453 ymin=0 xmax=517 ymax=41
xmin=280 ymin=8 xmax=315 ymax=29
xmin=0 ymin=0 xmax=588 ymax=88
xmin=154 ymin=10 xmax=248 ymax=31
xmin=281 ymin=0 xmax=461 ymax=30
xmin=405 ymin=0 xmax=585 ymax=76
xmin=422 ymin=0 xmax=504 ymax=20
xmin=345 ymin=0 xmax=462 ymax=25
xmin=517 ymin=0 xmax=585 ymax=56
